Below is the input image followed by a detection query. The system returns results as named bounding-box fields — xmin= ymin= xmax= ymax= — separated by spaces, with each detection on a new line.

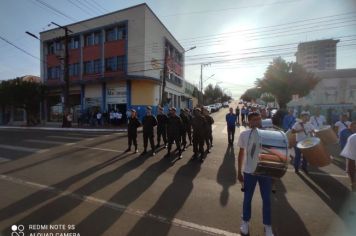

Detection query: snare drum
xmin=315 ymin=125 xmax=338 ymax=145
xmin=247 ymin=129 xmax=288 ymax=178
xmin=297 ymin=137 xmax=331 ymax=167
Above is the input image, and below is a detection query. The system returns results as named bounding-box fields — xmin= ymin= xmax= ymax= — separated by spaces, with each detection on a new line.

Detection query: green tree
xmin=240 ymin=87 xmax=262 ymax=102
xmin=0 ymin=78 xmax=47 ymax=125
xmin=256 ymin=57 xmax=319 ymax=109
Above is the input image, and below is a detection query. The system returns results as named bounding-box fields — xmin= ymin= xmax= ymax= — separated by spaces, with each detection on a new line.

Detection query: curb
xmin=0 ymin=126 xmax=127 ymax=132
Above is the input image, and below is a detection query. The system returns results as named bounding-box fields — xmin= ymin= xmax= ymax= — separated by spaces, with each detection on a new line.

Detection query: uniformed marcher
xmin=180 ymin=108 xmax=190 ymax=150
xmin=142 ymin=106 xmax=158 ymax=156
xmin=185 ymin=108 xmax=193 ymax=145
xmin=126 ymin=109 xmax=141 ymax=153
xmin=167 ymin=107 xmax=183 ymax=159
xmin=156 ymin=106 xmax=168 ymax=148
xmin=203 ymin=107 xmax=214 ymax=153
xmin=192 ymin=107 xmax=207 ymax=162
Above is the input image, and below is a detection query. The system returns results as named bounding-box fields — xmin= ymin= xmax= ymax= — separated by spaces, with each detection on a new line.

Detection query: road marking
xmin=286 ymin=169 xmax=348 ymax=178
xmin=0 ymin=157 xmax=10 ymax=163
xmin=75 ymin=146 xmax=125 ymax=153
xmin=0 ymin=174 xmax=240 ymax=236
xmin=0 ymin=144 xmax=46 ymax=153
xmin=25 ymin=139 xmax=68 ymax=145
xmin=211 ymin=125 xmax=217 ymax=131
xmin=47 ymin=136 xmax=84 ymax=140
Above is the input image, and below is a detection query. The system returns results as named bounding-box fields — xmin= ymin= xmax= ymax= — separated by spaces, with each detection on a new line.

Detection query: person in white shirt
xmin=334 ymin=113 xmax=351 ymax=137
xmin=292 ymin=111 xmax=315 ymax=173
xmin=340 ymin=133 xmax=356 ymax=191
xmin=237 ymin=112 xmax=274 ymax=236
xmin=310 ymin=108 xmax=326 ymax=130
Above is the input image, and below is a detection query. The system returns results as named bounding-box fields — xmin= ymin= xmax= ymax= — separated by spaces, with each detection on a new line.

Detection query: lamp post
xmin=200 ymin=63 xmax=211 ymax=105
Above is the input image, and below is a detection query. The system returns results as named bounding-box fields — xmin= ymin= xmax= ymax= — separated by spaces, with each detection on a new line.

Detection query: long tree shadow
xmin=1 ymin=134 xmax=127 ymax=175
xmin=271 ymin=180 xmax=311 ymax=236
xmin=298 ymin=170 xmax=356 ymax=235
xmin=216 ymin=145 xmax=236 ymax=206
xmin=0 ymin=152 xmax=132 ymax=223
xmin=75 ymin=157 xmax=175 ymax=236
xmin=1 ymin=152 xmax=150 ymax=235
xmin=126 ymin=161 xmax=202 ymax=236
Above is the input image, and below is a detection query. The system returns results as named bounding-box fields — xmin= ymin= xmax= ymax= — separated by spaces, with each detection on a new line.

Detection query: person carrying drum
xmin=126 ymin=109 xmax=141 ymax=153
xmin=156 ymin=106 xmax=168 ymax=149
xmin=203 ymin=107 xmax=214 ymax=153
xmin=192 ymin=107 xmax=207 ymax=162
xmin=310 ymin=108 xmax=326 ymax=130
xmin=334 ymin=113 xmax=351 ymax=138
xmin=226 ymin=107 xmax=237 ymax=145
xmin=142 ymin=106 xmax=158 ymax=156
xmin=340 ymin=133 xmax=356 ymax=191
xmin=282 ymin=109 xmax=296 ymax=132
xmin=237 ymin=112 xmax=274 ymax=236
xmin=166 ymin=107 xmax=183 ymax=159
xmin=291 ymin=111 xmax=315 ymax=173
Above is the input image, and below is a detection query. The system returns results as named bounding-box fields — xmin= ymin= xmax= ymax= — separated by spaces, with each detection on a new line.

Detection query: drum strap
xmin=300 ymin=122 xmax=308 ymax=135
xmin=314 ymin=117 xmax=319 ymax=127
xmin=342 ymin=122 xmax=348 ymax=129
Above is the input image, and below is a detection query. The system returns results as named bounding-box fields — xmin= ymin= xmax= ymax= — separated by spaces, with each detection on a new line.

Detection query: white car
xmin=209 ymin=104 xmax=218 ymax=112
xmin=204 ymin=106 xmax=212 ymax=113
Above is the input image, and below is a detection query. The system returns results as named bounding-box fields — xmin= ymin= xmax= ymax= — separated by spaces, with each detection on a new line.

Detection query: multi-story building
xmin=295 ymin=39 xmax=339 ymax=72
xmin=40 ymin=3 xmax=191 ymax=122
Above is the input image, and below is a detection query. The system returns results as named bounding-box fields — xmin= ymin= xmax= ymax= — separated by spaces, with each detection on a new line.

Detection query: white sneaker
xmin=240 ymin=220 xmax=249 ymax=235
xmin=264 ymin=225 xmax=274 ymax=236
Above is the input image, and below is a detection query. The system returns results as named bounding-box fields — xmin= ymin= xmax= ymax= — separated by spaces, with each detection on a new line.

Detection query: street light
xmin=203 ymin=74 xmax=215 ymax=83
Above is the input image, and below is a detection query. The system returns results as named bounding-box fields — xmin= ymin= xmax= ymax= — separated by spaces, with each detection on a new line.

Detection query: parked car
xmin=209 ymin=104 xmax=218 ymax=112
xmin=203 ymin=106 xmax=212 ymax=113
xmin=223 ymin=101 xmax=229 ymax=108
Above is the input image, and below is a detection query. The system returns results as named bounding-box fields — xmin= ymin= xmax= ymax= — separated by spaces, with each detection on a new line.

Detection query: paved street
xmin=0 ymin=104 xmax=355 ymax=236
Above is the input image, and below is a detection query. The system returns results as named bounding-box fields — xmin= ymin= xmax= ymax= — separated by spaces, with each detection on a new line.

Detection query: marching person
xmin=203 ymin=107 xmax=214 ymax=153
xmin=192 ymin=107 xmax=207 ymax=162
xmin=291 ymin=111 xmax=315 ymax=173
xmin=142 ymin=106 xmax=157 ymax=156
xmin=185 ymin=108 xmax=193 ymax=146
xmin=166 ymin=107 xmax=183 ymax=159
xmin=125 ymin=109 xmax=141 ymax=153
xmin=340 ymin=133 xmax=356 ymax=191
xmin=236 ymin=106 xmax=240 ymax=126
xmin=237 ymin=112 xmax=274 ymax=236
xmin=226 ymin=107 xmax=237 ymax=145
xmin=180 ymin=108 xmax=190 ymax=151
xmin=334 ymin=113 xmax=351 ymax=138
xmin=156 ymin=106 xmax=168 ymax=149
xmin=282 ymin=109 xmax=296 ymax=132
xmin=241 ymin=106 xmax=247 ymax=125
xmin=310 ymin=108 xmax=326 ymax=130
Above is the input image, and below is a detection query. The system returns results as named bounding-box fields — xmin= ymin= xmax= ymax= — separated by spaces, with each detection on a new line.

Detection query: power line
xmin=89 ymin=0 xmax=109 ymax=13
xmin=65 ymin=0 xmax=94 ymax=17
xmin=80 ymin=0 xmax=106 ymax=14
xmin=0 ymin=35 xmax=40 ymax=61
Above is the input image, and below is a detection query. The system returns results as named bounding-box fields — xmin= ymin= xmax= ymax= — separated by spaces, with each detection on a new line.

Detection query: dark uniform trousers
xmin=181 ymin=128 xmax=187 ymax=148
xmin=128 ymin=133 xmax=137 ymax=149
xmin=157 ymin=127 xmax=167 ymax=145
xmin=168 ymin=135 xmax=181 ymax=154
xmin=227 ymin=125 xmax=236 ymax=143
xmin=143 ymin=132 xmax=155 ymax=152
xmin=187 ymin=127 xmax=192 ymax=144
xmin=193 ymin=134 xmax=205 ymax=156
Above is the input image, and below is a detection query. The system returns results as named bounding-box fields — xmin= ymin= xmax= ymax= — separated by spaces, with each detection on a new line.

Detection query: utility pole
xmin=200 ymin=63 xmax=210 ymax=105
xmin=51 ymin=22 xmax=72 ymax=127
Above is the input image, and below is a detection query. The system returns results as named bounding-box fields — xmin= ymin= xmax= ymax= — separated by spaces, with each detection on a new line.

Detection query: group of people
xmin=126 ymin=105 xmax=214 ymax=162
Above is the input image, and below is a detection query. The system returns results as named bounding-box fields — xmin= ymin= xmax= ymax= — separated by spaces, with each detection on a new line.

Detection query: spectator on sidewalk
xmin=96 ymin=111 xmax=102 ymax=126
xmin=340 ymin=121 xmax=356 ymax=150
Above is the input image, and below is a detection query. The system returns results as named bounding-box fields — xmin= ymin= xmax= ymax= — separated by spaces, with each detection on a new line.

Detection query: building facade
xmin=295 ymin=39 xmax=339 ymax=72
xmin=40 ymin=3 xmax=190 ymax=122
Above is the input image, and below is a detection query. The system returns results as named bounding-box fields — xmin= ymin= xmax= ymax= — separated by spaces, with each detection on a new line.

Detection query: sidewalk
xmin=0 ymin=122 xmax=128 ymax=132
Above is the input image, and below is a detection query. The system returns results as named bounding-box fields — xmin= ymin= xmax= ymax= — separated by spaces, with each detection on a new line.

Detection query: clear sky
xmin=0 ymin=0 xmax=355 ymax=98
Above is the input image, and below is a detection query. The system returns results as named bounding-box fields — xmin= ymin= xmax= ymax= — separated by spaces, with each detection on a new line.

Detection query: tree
xmin=0 ymin=78 xmax=47 ymax=125
xmin=240 ymin=87 xmax=262 ymax=102
xmin=203 ymin=84 xmax=231 ymax=105
xmin=256 ymin=57 xmax=319 ymax=109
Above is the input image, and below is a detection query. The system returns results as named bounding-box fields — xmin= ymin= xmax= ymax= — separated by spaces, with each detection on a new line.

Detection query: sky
xmin=0 ymin=0 xmax=356 ymax=99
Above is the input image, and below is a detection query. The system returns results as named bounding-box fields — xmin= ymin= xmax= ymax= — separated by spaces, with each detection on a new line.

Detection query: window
xmin=48 ymin=42 xmax=55 ymax=55
xmin=84 ymin=61 xmax=93 ymax=74
xmin=55 ymin=41 xmax=62 ymax=51
xmin=117 ymin=26 xmax=126 ymax=40
xmin=69 ymin=63 xmax=80 ymax=76
xmin=94 ymin=31 xmax=101 ymax=44
xmin=105 ymin=57 xmax=117 ymax=71
xmin=117 ymin=56 xmax=125 ymax=71
xmin=85 ymin=33 xmax=93 ymax=46
xmin=48 ymin=66 xmax=61 ymax=79
xmin=69 ymin=37 xmax=80 ymax=49
xmin=106 ymin=28 xmax=116 ymax=42
xmin=93 ymin=59 xmax=101 ymax=74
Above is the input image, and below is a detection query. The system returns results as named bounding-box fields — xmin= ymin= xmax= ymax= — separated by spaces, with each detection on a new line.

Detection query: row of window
xmin=48 ymin=56 xmax=125 ymax=78
xmin=166 ymin=43 xmax=183 ymax=65
xmin=47 ymin=25 xmax=127 ymax=54
xmin=167 ymin=73 xmax=183 ymax=87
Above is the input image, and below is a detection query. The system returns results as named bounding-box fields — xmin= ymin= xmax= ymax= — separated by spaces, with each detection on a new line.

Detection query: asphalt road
xmin=0 ymin=103 xmax=355 ymax=236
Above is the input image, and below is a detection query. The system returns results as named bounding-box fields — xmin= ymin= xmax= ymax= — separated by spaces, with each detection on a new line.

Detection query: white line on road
xmin=47 ymin=136 xmax=85 ymax=140
xmin=0 ymin=174 xmax=240 ymax=236
xmin=0 ymin=157 xmax=10 ymax=163
xmin=75 ymin=146 xmax=125 ymax=153
xmin=286 ymin=169 xmax=348 ymax=178
xmin=25 ymin=139 xmax=68 ymax=145
xmin=0 ymin=144 xmax=47 ymax=153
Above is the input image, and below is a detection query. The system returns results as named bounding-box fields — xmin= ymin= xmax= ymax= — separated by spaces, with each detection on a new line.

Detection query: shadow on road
xmin=298 ymin=169 xmax=356 ymax=235
xmin=217 ymin=145 xmax=236 ymax=206
xmin=126 ymin=161 xmax=202 ymax=236
xmin=0 ymin=152 xmax=148 ymax=235
xmin=75 ymin=156 xmax=176 ymax=236
xmin=271 ymin=180 xmax=311 ymax=236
